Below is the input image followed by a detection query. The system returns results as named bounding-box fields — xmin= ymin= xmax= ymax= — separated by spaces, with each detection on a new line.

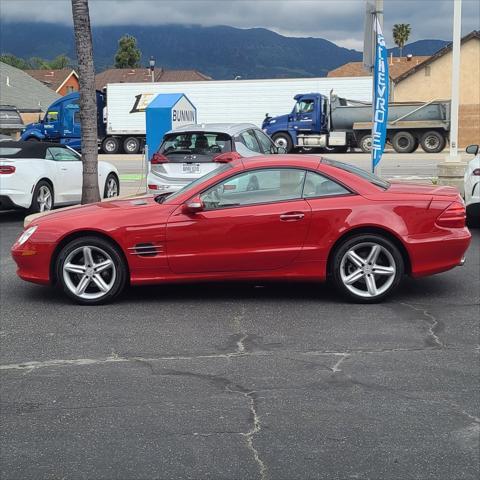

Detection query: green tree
xmin=393 ymin=24 xmax=412 ymax=57
xmin=29 ymin=54 xmax=72 ymax=69
xmin=114 ymin=34 xmax=141 ymax=68
xmin=0 ymin=53 xmax=31 ymax=69
xmin=71 ymin=0 xmax=100 ymax=204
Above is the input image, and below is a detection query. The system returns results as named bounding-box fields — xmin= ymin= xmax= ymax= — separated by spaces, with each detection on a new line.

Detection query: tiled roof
xmin=0 ymin=62 xmax=61 ymax=111
xmin=327 ymin=56 xmax=430 ymax=80
xmin=24 ymin=69 xmax=78 ymax=92
xmin=95 ymin=68 xmax=211 ymax=89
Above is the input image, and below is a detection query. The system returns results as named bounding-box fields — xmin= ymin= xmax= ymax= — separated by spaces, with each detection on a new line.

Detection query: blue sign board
xmin=146 ymin=93 xmax=197 ymax=160
xmin=371 ymin=18 xmax=389 ymax=171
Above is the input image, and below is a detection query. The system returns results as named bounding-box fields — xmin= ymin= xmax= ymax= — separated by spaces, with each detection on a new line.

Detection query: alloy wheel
xmin=106 ymin=177 xmax=118 ymax=197
xmin=339 ymin=242 xmax=396 ymax=298
xmin=37 ymin=185 xmax=52 ymax=212
xmin=62 ymin=245 xmax=116 ymax=300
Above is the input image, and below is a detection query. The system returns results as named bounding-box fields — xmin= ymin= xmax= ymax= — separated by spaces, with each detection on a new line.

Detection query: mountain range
xmin=0 ymin=23 xmax=449 ymax=79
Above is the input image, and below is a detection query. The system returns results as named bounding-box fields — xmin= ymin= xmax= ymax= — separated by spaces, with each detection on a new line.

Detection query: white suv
xmin=464 ymin=144 xmax=480 ymax=226
xmin=147 ymin=123 xmax=282 ymax=194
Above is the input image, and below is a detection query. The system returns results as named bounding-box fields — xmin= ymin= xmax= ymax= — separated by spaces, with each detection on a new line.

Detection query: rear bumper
xmin=407 ymin=227 xmax=471 ymax=277
xmin=146 ymin=173 xmax=190 ymax=194
xmin=0 ymin=192 xmax=30 ymax=210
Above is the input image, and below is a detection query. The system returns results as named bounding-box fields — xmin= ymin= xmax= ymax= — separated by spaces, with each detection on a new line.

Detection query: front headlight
xmin=16 ymin=225 xmax=38 ymax=246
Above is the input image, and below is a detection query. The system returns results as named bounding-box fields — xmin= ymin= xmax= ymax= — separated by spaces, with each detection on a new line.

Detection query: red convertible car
xmin=12 ymin=155 xmax=470 ymax=305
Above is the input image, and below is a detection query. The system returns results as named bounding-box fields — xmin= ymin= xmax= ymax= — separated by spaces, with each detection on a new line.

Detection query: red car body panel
xmin=11 ymin=155 xmax=471 ymax=288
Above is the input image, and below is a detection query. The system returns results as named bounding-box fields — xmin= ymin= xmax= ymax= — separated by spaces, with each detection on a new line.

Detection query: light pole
xmin=149 ymin=56 xmax=155 ymax=83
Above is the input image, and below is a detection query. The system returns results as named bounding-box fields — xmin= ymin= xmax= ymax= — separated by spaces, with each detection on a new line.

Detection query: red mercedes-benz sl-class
xmin=11 ymin=155 xmax=471 ymax=305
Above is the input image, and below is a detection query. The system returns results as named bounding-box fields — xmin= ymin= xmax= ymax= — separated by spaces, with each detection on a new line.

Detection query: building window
xmin=425 ymin=66 xmax=431 ymax=77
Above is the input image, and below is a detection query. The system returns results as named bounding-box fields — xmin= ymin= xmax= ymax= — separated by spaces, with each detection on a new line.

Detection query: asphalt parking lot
xmin=1 ymin=205 xmax=479 ymax=479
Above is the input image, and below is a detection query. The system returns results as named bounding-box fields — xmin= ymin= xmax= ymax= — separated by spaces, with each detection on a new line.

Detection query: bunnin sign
xmin=371 ymin=17 xmax=389 ymax=171
xmin=171 ymin=95 xmax=196 ymax=128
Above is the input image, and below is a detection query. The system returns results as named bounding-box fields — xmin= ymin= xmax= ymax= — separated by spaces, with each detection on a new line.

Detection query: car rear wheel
xmin=272 ymin=133 xmax=293 ymax=153
xmin=29 ymin=180 xmax=54 ymax=213
xmin=56 ymin=236 xmax=127 ymax=305
xmin=331 ymin=234 xmax=404 ymax=303
xmin=103 ymin=173 xmax=119 ymax=198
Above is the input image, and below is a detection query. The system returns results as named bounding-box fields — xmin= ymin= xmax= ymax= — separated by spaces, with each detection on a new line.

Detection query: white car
xmin=464 ymin=144 xmax=480 ymax=225
xmin=0 ymin=141 xmax=119 ymax=213
xmin=147 ymin=123 xmax=282 ymax=194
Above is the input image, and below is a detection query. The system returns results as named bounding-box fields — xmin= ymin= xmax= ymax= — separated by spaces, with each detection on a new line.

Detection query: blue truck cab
xmin=21 ymin=91 xmax=106 ymax=151
xmin=262 ymin=93 xmax=330 ymax=152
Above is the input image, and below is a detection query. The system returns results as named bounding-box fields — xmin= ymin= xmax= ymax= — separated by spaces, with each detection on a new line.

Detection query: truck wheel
xmin=359 ymin=134 xmax=372 ymax=153
xmin=26 ymin=137 xmax=39 ymax=142
xmin=272 ymin=133 xmax=293 ymax=153
xmin=123 ymin=137 xmax=140 ymax=154
xmin=392 ymin=131 xmax=416 ymax=153
xmin=420 ymin=131 xmax=446 ymax=153
xmin=102 ymin=137 xmax=120 ymax=154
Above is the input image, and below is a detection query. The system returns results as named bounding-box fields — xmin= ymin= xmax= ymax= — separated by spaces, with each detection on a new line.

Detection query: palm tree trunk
xmin=71 ymin=0 xmax=100 ymax=204
xmin=400 ymin=45 xmax=403 ymax=58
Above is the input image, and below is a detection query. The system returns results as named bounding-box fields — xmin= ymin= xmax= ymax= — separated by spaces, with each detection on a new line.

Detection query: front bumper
xmin=11 ymin=239 xmax=54 ymax=285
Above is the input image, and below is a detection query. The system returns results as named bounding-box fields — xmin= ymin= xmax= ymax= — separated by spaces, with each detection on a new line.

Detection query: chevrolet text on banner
xmin=372 ymin=17 xmax=389 ymax=171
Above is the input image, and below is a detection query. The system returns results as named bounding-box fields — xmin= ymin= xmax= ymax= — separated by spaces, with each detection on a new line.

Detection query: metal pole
xmin=376 ymin=0 xmax=383 ymax=30
xmin=448 ymin=0 xmax=462 ymax=162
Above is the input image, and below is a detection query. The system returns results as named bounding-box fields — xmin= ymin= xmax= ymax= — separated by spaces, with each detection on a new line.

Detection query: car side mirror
xmin=466 ymin=144 xmax=479 ymax=155
xmin=276 ymin=146 xmax=287 ymax=154
xmin=182 ymin=196 xmax=204 ymax=214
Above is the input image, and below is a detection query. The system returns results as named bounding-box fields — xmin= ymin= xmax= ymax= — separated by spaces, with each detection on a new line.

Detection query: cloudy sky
xmin=1 ymin=0 xmax=479 ymax=50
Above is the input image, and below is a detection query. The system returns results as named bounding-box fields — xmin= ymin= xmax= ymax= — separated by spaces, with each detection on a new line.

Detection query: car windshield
xmin=162 ymin=163 xmax=234 ymax=203
xmin=322 ymin=158 xmax=390 ymax=189
xmin=159 ymin=132 xmax=233 ymax=163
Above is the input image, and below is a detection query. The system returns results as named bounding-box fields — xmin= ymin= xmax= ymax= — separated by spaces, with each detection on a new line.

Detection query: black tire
xmin=29 ymin=180 xmax=54 ymax=214
xmin=272 ymin=132 xmax=293 ymax=153
xmin=331 ymin=234 xmax=404 ymax=303
xmin=123 ymin=136 xmax=140 ymax=154
xmin=55 ymin=236 xmax=127 ymax=305
xmin=358 ymin=134 xmax=372 ymax=153
xmin=420 ymin=131 xmax=446 ymax=153
xmin=103 ymin=173 xmax=120 ymax=199
xmin=392 ymin=131 xmax=416 ymax=153
xmin=324 ymin=146 xmax=349 ymax=153
xmin=26 ymin=137 xmax=40 ymax=142
xmin=102 ymin=137 xmax=121 ymax=154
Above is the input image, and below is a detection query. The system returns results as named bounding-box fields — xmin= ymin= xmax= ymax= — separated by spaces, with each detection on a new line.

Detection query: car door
xmin=293 ymin=98 xmax=316 ymax=132
xmin=166 ymin=168 xmax=312 ymax=274
xmin=46 ymin=146 xmax=83 ymax=203
xmin=254 ymin=129 xmax=277 ymax=155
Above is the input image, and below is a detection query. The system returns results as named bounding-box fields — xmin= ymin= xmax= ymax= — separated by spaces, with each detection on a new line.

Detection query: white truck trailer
xmin=102 ymin=77 xmax=373 ymax=153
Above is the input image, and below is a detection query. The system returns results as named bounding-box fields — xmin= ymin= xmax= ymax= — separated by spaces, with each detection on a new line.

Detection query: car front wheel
xmin=331 ymin=234 xmax=404 ymax=303
xmin=56 ymin=236 xmax=127 ymax=305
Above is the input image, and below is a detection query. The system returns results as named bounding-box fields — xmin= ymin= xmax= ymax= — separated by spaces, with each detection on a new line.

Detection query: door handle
xmin=280 ymin=212 xmax=305 ymax=221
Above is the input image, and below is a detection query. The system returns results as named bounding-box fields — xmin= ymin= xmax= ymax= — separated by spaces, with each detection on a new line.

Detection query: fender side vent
xmin=129 ymin=243 xmax=163 ymax=257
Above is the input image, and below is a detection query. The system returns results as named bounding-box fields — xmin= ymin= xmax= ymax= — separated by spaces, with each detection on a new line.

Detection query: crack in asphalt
xmin=400 ymin=302 xmax=445 ymax=348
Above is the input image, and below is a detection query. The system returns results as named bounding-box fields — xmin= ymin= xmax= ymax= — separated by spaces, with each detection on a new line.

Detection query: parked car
xmin=12 ymin=154 xmax=470 ymax=305
xmin=147 ymin=123 xmax=283 ymax=194
xmin=464 ymin=144 xmax=480 ymax=226
xmin=0 ymin=141 xmax=119 ymax=213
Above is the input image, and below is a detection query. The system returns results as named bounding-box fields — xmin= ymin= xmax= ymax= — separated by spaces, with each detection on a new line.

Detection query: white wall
xmin=106 ymin=76 xmax=373 ymax=135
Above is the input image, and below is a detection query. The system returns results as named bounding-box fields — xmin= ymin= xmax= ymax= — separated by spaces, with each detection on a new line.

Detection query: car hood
xmin=26 ymin=195 xmax=170 ymax=227
xmin=263 ymin=113 xmax=290 ymax=128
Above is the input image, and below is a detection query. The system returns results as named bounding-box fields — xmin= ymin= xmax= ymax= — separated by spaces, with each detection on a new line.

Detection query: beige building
xmin=392 ymin=31 xmax=479 ymax=147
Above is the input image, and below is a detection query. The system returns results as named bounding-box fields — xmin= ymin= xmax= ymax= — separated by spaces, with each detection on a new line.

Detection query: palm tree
xmin=393 ymin=24 xmax=412 ymax=57
xmin=71 ymin=0 xmax=100 ymax=204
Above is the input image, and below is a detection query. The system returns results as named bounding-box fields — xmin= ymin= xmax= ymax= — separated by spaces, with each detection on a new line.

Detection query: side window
xmin=254 ymin=130 xmax=275 ymax=154
xmin=45 ymin=108 xmax=60 ymax=123
xmin=46 ymin=147 xmax=80 ymax=161
xmin=239 ymin=130 xmax=262 ymax=153
xmin=296 ymin=100 xmax=314 ymax=114
xmin=303 ymin=171 xmax=350 ymax=198
xmin=200 ymin=168 xmax=306 ymax=210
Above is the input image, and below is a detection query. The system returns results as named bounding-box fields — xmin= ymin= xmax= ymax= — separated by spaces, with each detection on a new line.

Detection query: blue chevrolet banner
xmin=372 ymin=18 xmax=389 ymax=171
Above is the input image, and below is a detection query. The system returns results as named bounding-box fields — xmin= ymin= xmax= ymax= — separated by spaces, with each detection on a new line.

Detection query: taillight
xmin=473 ymin=168 xmax=480 ymax=176
xmin=151 ymin=153 xmax=169 ymax=164
xmin=435 ymin=202 xmax=466 ymax=228
xmin=213 ymin=152 xmax=242 ymax=163
xmin=148 ymin=184 xmax=159 ymax=190
xmin=0 ymin=165 xmax=15 ymax=174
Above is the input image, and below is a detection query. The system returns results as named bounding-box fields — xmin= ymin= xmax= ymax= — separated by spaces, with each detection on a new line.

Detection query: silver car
xmin=147 ymin=123 xmax=283 ymax=194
